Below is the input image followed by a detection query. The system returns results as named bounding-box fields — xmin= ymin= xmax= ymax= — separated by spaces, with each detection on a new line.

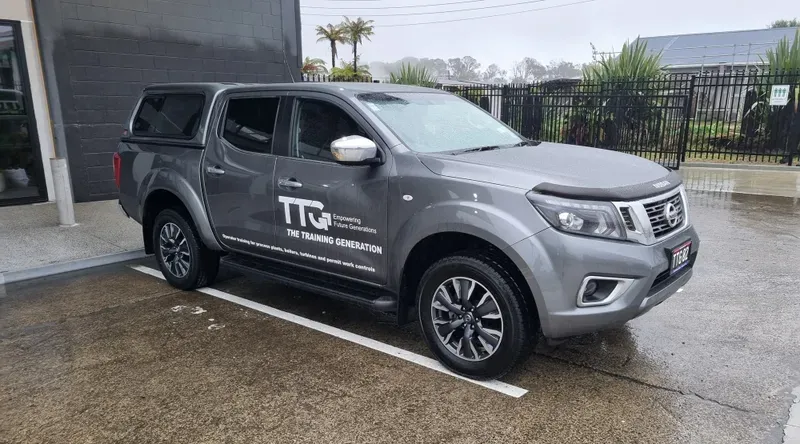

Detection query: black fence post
xmin=520 ymin=94 xmax=534 ymax=139
xmin=679 ymin=75 xmax=697 ymax=164
xmin=500 ymin=85 xmax=510 ymax=124
xmin=479 ymin=96 xmax=491 ymax=113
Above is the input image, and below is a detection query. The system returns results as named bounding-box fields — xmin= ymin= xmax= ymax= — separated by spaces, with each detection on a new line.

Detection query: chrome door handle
xmin=206 ymin=166 xmax=225 ymax=176
xmin=278 ymin=178 xmax=303 ymax=189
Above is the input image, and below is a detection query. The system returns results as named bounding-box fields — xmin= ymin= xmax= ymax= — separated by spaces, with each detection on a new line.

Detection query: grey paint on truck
xmin=118 ymin=82 xmax=699 ymax=339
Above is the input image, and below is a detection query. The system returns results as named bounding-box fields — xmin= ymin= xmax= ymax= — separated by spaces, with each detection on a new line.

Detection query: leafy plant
xmin=341 ymin=17 xmax=375 ymax=72
xmin=763 ymin=29 xmax=800 ymax=74
xmin=567 ymin=40 xmax=666 ymax=150
xmin=329 ymin=60 xmax=371 ymax=81
xmin=301 ymin=57 xmax=327 ymax=75
xmin=315 ymin=24 xmax=347 ymax=69
xmin=583 ymin=39 xmax=663 ymax=83
xmin=389 ymin=63 xmax=437 ymax=87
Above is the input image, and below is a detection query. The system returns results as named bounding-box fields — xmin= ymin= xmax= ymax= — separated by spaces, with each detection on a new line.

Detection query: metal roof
xmin=634 ymin=27 xmax=800 ymax=68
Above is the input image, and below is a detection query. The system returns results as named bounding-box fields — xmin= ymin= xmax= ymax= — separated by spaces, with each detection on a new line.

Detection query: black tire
xmin=417 ymin=254 xmax=534 ymax=380
xmin=153 ymin=208 xmax=219 ymax=290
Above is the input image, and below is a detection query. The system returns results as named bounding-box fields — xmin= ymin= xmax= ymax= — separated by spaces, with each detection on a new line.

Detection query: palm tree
xmin=342 ymin=17 xmax=375 ymax=71
xmin=301 ymin=57 xmax=327 ymax=75
xmin=315 ymin=24 xmax=347 ymax=69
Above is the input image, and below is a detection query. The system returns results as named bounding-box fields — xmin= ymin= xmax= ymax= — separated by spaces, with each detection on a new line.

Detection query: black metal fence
xmin=302 ymin=73 xmax=375 ymax=83
xmin=304 ymin=71 xmax=800 ymax=168
xmin=684 ymin=71 xmax=800 ymax=164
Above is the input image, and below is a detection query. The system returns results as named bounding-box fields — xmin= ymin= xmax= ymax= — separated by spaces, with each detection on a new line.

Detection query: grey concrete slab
xmin=0 ymin=200 xmax=142 ymax=273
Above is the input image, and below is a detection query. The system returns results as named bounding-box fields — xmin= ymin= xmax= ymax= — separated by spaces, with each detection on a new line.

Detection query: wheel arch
xmin=138 ymin=169 xmax=221 ymax=253
xmin=397 ymin=230 xmax=539 ymax=328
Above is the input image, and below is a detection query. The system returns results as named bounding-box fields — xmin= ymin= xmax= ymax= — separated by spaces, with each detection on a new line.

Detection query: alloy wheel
xmin=430 ymin=277 xmax=504 ymax=362
xmin=159 ymin=222 xmax=190 ymax=278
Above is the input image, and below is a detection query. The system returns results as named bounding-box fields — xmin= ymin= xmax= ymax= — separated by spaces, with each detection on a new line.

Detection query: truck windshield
xmin=357 ymin=92 xmax=524 ymax=153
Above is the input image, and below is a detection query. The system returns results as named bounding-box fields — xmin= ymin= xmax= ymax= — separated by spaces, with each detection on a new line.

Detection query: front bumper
xmin=509 ymin=225 xmax=700 ymax=339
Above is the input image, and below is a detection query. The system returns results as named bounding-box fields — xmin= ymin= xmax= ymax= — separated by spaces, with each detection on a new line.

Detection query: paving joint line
xmin=536 ymin=352 xmax=756 ymax=414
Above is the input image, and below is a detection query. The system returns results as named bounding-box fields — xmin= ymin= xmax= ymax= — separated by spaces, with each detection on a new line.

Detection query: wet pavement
xmin=1 ymin=190 xmax=799 ymax=443
xmin=682 ymin=167 xmax=800 ymax=199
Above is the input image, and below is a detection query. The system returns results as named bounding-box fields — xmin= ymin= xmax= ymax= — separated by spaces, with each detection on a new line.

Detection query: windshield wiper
xmin=512 ymin=139 xmax=542 ymax=147
xmin=452 ymin=145 xmax=501 ymax=155
xmin=451 ymin=139 xmax=541 ymax=155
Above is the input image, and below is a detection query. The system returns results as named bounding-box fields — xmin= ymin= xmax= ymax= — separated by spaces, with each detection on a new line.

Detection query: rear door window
xmin=133 ymin=94 xmax=204 ymax=138
xmin=221 ymin=97 xmax=280 ymax=154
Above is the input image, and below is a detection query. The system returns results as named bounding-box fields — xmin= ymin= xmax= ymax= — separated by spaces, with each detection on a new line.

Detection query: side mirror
xmin=330 ymin=135 xmax=379 ymax=165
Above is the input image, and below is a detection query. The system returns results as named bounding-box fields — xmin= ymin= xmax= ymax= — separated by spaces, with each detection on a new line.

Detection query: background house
xmin=633 ymin=27 xmax=800 ymax=74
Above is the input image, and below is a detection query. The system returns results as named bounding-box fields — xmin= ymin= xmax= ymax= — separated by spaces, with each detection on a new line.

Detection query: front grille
xmin=643 ymin=192 xmax=684 ymax=238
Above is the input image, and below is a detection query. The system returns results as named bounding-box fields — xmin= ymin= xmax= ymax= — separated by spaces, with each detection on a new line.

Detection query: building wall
xmin=2 ymin=0 xmax=58 ymax=202
xmin=32 ymin=0 xmax=302 ymax=202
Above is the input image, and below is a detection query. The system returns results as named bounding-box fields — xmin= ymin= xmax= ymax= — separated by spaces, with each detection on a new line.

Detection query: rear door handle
xmin=278 ymin=177 xmax=303 ymax=189
xmin=206 ymin=166 xmax=225 ymax=176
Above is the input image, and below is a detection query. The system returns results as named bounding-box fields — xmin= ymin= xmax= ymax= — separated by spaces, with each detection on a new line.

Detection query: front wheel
xmin=417 ymin=254 xmax=534 ymax=380
xmin=153 ymin=208 xmax=219 ymax=290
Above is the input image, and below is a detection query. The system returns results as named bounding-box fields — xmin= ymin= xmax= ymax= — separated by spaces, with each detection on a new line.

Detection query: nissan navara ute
xmin=115 ymin=82 xmax=699 ymax=379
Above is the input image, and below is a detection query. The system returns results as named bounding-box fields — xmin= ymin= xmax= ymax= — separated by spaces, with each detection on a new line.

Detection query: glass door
xmin=0 ymin=20 xmax=46 ymax=205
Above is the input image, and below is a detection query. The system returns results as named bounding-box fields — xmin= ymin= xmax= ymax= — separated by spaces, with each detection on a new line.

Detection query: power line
xmin=303 ymin=0 xmax=546 ymax=16
xmin=302 ymin=0 xmax=492 ymax=10
xmin=302 ymin=0 xmax=596 ymax=27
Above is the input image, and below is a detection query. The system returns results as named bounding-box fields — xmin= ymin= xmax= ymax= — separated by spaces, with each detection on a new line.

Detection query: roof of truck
xmin=142 ymin=82 xmax=445 ymax=96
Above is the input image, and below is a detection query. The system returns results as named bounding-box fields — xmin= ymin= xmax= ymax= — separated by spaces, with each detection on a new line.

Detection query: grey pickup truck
xmin=115 ymin=82 xmax=699 ymax=379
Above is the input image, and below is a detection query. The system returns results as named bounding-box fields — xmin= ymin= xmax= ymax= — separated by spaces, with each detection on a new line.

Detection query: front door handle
xmin=206 ymin=166 xmax=226 ymax=176
xmin=278 ymin=177 xmax=303 ymax=189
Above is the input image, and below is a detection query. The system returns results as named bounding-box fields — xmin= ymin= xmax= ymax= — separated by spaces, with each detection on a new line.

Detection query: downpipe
xmin=50 ymin=158 xmax=77 ymax=227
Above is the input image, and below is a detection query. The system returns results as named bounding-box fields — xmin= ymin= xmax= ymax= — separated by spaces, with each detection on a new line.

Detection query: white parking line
xmin=130 ymin=265 xmax=528 ymax=398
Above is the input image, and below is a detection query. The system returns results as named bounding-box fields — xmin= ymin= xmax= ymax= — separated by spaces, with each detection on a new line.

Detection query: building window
xmin=0 ymin=21 xmax=46 ymax=205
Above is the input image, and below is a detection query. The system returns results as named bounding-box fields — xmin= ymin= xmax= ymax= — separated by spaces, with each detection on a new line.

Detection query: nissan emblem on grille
xmin=664 ymin=202 xmax=680 ymax=227
xmin=643 ymin=192 xmax=684 ymax=238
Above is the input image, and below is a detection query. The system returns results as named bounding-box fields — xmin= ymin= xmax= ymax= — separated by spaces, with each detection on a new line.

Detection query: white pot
xmin=5 ymin=168 xmax=29 ymax=188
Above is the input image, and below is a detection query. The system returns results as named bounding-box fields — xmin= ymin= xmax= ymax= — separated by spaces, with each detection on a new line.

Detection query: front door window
xmin=0 ymin=21 xmax=45 ymax=205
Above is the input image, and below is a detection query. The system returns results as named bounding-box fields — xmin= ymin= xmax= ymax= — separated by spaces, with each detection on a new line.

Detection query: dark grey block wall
xmin=32 ymin=0 xmax=302 ymax=202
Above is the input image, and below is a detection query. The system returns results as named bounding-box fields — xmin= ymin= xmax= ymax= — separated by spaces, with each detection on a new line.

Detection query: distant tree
xmin=510 ymin=57 xmax=546 ymax=83
xmin=769 ymin=18 xmax=800 ymax=28
xmin=342 ymin=17 xmax=375 ymax=71
xmin=543 ymin=60 xmax=582 ymax=79
xmin=315 ymin=24 xmax=347 ymax=69
xmin=481 ymin=64 xmax=507 ymax=83
xmin=447 ymin=56 xmax=481 ymax=81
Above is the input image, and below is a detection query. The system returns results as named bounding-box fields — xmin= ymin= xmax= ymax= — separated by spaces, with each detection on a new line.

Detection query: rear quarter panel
xmin=118 ymin=141 xmax=221 ymax=250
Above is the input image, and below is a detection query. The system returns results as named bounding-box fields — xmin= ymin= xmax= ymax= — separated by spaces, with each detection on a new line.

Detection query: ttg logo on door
xmin=278 ymin=196 xmax=332 ymax=231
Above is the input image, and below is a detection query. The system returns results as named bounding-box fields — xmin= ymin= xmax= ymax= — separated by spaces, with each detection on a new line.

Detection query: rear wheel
xmin=417 ymin=254 xmax=534 ymax=379
xmin=153 ymin=209 xmax=219 ymax=290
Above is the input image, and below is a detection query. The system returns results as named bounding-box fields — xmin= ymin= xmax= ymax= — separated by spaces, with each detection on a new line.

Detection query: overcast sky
xmin=299 ymin=0 xmax=798 ymax=71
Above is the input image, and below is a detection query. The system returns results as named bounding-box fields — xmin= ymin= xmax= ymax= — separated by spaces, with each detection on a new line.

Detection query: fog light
xmin=577 ymin=276 xmax=635 ymax=307
xmin=583 ymin=280 xmax=598 ymax=298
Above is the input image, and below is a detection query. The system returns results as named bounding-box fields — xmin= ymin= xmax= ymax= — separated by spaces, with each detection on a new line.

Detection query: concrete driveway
xmin=1 ymin=190 xmax=799 ymax=443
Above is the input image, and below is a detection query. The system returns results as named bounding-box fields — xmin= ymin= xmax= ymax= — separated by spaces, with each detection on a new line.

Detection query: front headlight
xmin=526 ymin=192 xmax=626 ymax=240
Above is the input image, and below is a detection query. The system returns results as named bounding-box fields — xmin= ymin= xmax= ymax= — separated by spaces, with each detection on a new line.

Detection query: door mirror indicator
xmin=330 ymin=135 xmax=379 ymax=165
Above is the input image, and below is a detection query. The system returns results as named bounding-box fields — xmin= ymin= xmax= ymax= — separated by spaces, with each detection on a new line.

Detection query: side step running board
xmin=220 ymin=254 xmax=397 ymax=313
